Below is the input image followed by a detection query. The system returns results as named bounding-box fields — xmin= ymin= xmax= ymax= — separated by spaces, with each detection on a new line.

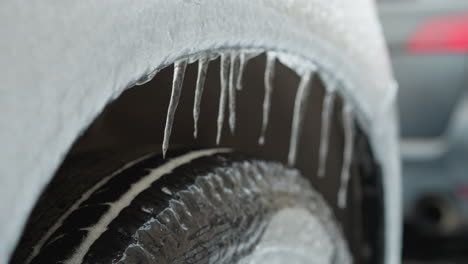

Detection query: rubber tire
xmin=24 ymin=150 xmax=350 ymax=264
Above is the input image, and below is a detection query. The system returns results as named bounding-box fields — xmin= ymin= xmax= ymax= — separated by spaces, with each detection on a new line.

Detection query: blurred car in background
xmin=379 ymin=0 xmax=468 ymax=262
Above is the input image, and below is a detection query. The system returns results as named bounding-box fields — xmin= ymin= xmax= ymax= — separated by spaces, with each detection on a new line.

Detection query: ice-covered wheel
xmin=18 ymin=150 xmax=350 ymax=264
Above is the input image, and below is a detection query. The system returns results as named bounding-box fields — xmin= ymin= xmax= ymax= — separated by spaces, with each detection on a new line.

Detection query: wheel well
xmin=11 ymin=53 xmax=383 ymax=264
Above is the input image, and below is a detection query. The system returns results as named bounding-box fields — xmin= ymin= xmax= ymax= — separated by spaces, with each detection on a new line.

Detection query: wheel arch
xmin=0 ymin=0 xmax=400 ymax=263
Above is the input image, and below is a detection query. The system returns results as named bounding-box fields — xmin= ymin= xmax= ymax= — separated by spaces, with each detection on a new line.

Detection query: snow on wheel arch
xmin=0 ymin=0 xmax=400 ymax=263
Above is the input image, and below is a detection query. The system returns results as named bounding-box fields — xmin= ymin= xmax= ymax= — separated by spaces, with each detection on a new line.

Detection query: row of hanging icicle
xmin=136 ymin=50 xmax=355 ymax=209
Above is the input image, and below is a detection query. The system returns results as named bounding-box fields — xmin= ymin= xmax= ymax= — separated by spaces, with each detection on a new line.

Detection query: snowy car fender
xmin=0 ymin=0 xmax=400 ymax=263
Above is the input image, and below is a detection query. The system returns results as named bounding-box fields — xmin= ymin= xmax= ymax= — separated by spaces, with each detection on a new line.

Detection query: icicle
xmin=216 ymin=53 xmax=230 ymax=144
xmin=235 ymin=50 xmax=262 ymax=91
xmin=161 ymin=187 xmax=172 ymax=195
xmin=318 ymin=89 xmax=337 ymax=178
xmin=193 ymin=55 xmax=209 ymax=138
xmin=337 ymin=103 xmax=355 ymax=209
xmin=228 ymin=53 xmax=240 ymax=133
xmin=162 ymin=59 xmax=188 ymax=158
xmin=258 ymin=53 xmax=276 ymax=145
xmin=209 ymin=52 xmax=220 ymax=61
xmin=288 ymin=70 xmax=315 ymax=166
xmin=136 ymin=69 xmax=159 ymax=86
xmin=236 ymin=52 xmax=246 ymax=91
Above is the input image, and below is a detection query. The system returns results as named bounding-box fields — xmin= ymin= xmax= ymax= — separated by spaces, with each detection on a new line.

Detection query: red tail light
xmin=407 ymin=12 xmax=468 ymax=54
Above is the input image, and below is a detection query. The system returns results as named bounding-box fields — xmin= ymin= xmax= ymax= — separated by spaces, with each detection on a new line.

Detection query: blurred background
xmin=378 ymin=0 xmax=468 ymax=263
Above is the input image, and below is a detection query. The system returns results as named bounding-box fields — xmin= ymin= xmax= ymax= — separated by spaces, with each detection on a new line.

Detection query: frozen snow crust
xmin=0 ymin=0 xmax=400 ymax=263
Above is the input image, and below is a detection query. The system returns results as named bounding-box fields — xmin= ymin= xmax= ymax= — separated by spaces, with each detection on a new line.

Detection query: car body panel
xmin=379 ymin=0 xmax=468 ymax=138
xmin=379 ymin=0 xmax=468 ymax=240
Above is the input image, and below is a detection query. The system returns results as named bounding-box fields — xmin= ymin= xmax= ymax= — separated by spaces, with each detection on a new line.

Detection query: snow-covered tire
xmin=0 ymin=0 xmax=401 ymax=263
xmin=14 ymin=150 xmax=350 ymax=264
